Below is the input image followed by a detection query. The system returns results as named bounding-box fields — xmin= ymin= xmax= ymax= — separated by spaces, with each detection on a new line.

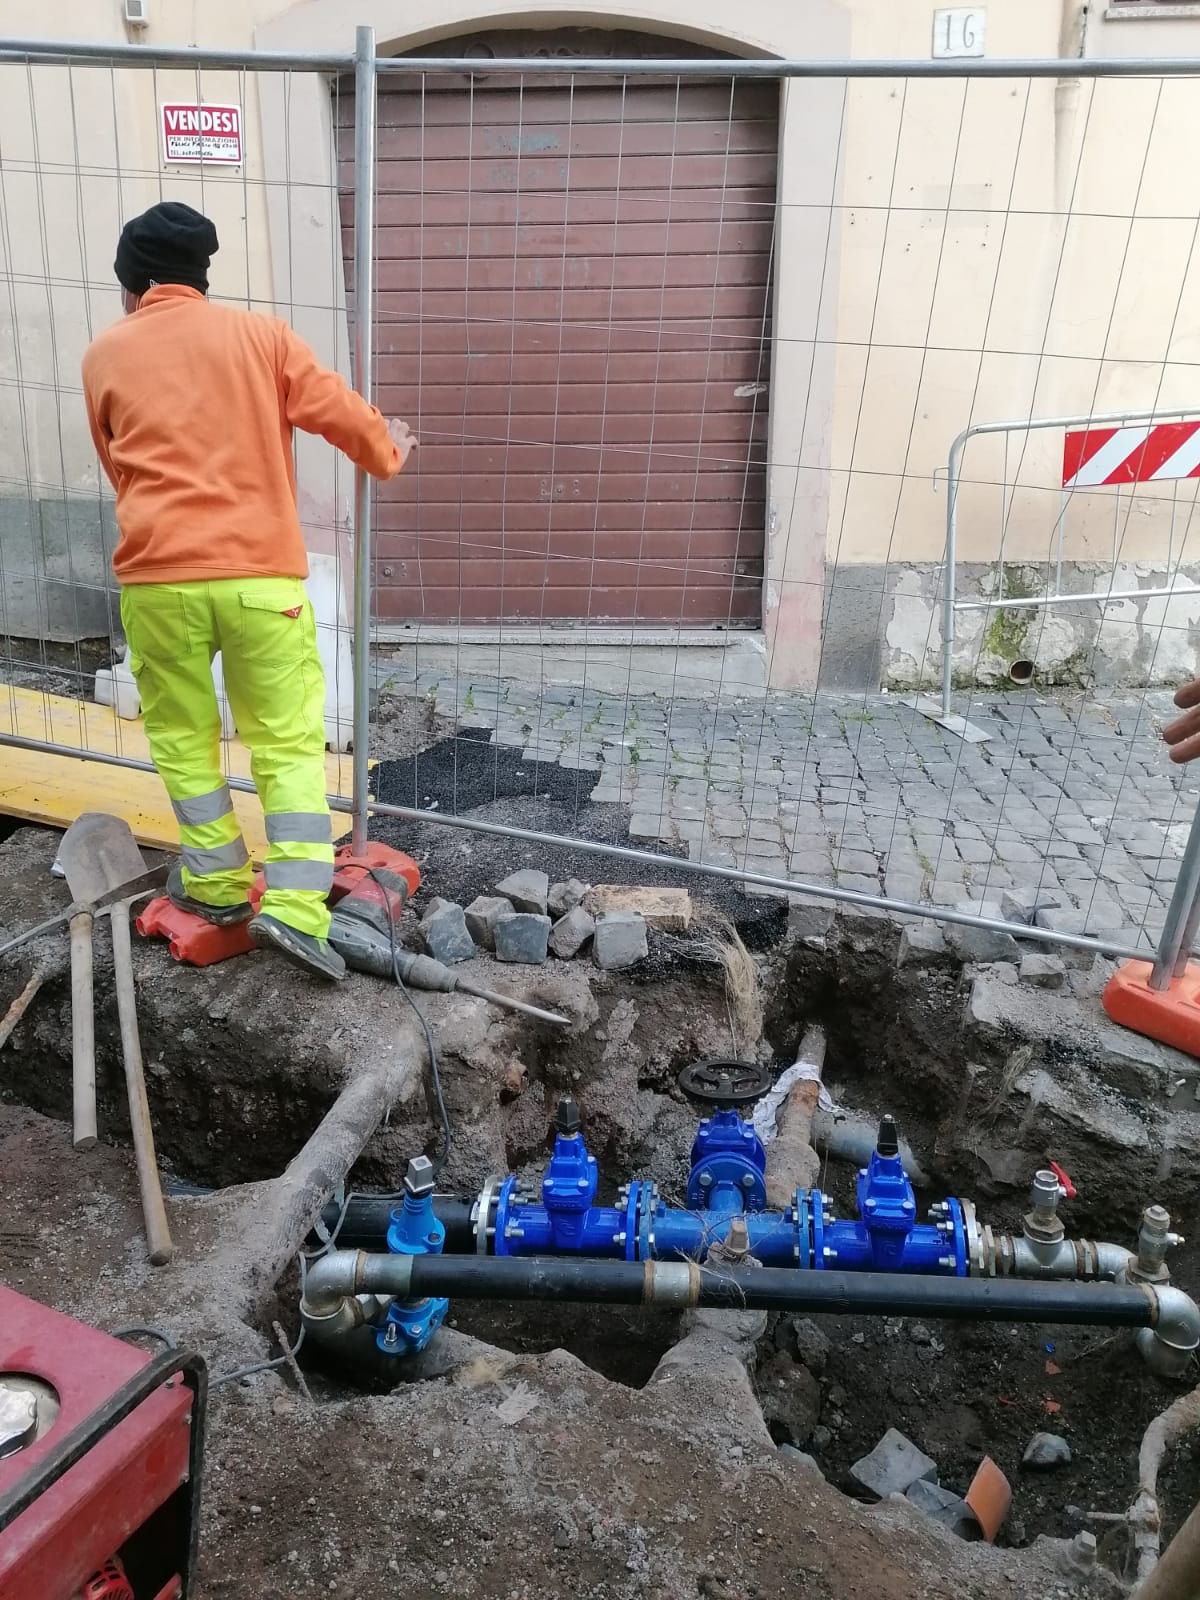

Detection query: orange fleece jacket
xmin=81 ymin=284 xmax=403 ymax=584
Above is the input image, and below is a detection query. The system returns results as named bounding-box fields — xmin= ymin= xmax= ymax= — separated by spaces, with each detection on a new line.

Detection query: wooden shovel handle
xmin=69 ymin=910 xmax=97 ymax=1151
xmin=110 ymin=904 xmax=174 ymax=1266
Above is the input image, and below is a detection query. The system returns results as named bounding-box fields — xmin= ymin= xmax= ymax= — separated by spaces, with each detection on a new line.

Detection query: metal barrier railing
xmin=939 ymin=407 xmax=1200 ymax=724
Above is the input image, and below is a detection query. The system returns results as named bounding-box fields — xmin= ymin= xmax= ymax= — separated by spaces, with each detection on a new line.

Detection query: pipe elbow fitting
xmin=301 ymin=1250 xmax=418 ymax=1343
xmin=301 ymin=1249 xmax=367 ymax=1319
xmin=1138 ymin=1284 xmax=1200 ymax=1377
xmin=301 ymin=1291 xmax=384 ymax=1344
xmin=1094 ymin=1242 xmax=1133 ymax=1282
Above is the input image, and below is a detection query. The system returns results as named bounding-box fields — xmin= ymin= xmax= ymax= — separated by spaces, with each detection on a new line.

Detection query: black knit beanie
xmin=114 ymin=201 xmax=219 ymax=296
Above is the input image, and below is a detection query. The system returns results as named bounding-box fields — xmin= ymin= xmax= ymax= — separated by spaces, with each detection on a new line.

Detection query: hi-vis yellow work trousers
xmin=120 ymin=577 xmax=333 ymax=939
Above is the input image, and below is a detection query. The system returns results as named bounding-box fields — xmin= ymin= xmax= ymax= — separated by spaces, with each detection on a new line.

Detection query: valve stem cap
xmin=556 ymin=1097 xmax=582 ymax=1136
xmin=876 ymin=1114 xmax=899 ymax=1158
xmin=405 ymin=1154 xmax=436 ymax=1198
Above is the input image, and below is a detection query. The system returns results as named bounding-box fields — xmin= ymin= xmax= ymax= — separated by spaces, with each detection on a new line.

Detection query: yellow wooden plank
xmin=0 ymin=685 xmax=355 ymax=860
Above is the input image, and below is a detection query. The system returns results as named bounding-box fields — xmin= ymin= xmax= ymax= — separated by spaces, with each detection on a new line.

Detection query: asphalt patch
xmin=370 ymin=736 xmax=788 ymax=952
xmin=373 ymin=731 xmax=599 ymax=814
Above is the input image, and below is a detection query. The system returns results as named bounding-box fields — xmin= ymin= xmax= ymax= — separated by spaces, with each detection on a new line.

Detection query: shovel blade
xmin=58 ymin=813 xmax=149 ymax=906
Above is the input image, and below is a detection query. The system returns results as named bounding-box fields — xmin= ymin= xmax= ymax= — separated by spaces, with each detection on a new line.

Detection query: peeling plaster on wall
xmin=875 ymin=562 xmax=1200 ymax=691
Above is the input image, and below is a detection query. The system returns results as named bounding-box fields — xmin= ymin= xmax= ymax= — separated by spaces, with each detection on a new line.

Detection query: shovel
xmin=58 ymin=813 xmax=138 ymax=1151
xmin=57 ymin=813 xmax=174 ymax=1265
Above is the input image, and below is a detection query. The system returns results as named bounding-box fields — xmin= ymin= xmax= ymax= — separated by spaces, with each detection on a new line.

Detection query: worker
xmin=81 ymin=201 xmax=415 ymax=982
xmin=1165 ymin=680 xmax=1200 ymax=763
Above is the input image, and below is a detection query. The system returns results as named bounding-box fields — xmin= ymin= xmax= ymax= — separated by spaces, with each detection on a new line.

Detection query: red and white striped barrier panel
xmin=1063 ymin=420 xmax=1200 ymax=489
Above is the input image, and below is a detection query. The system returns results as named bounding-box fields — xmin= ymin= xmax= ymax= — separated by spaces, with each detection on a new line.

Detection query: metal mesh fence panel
xmin=0 ymin=42 xmax=359 ymax=842
xmin=355 ymin=56 xmax=1200 ymax=959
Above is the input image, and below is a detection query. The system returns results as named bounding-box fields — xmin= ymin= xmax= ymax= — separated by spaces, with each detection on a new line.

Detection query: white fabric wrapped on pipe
xmin=754 ymin=1047 xmax=930 ymax=1188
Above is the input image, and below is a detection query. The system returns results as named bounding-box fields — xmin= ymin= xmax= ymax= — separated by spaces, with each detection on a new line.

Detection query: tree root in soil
xmin=1125 ymin=1380 xmax=1200 ymax=1583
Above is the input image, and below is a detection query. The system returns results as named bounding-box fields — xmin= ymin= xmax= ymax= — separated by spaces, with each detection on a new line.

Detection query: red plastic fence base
xmin=136 ymin=878 xmax=264 ymax=967
xmin=1102 ymin=958 xmax=1200 ymax=1059
xmin=330 ymin=840 xmax=421 ymax=909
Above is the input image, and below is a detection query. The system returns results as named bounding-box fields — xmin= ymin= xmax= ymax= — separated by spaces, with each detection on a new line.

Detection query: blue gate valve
xmin=543 ymin=1098 xmax=599 ymax=1249
xmin=686 ymin=1107 xmax=768 ymax=1212
xmin=377 ymin=1155 xmax=449 ymax=1356
xmin=857 ymin=1115 xmax=918 ymax=1270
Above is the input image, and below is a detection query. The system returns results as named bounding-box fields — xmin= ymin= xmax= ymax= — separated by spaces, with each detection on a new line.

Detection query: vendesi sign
xmin=161 ymin=103 xmax=243 ymax=166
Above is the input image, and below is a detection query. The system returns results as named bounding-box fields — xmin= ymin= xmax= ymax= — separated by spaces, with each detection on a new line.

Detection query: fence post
xmin=1149 ymin=795 xmax=1200 ymax=990
xmin=350 ymin=23 xmax=378 ymax=857
xmin=940 ymin=430 xmax=968 ymax=719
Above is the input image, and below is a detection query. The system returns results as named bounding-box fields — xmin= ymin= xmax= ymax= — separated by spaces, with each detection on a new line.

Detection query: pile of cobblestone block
xmin=416 ymin=870 xmax=692 ymax=970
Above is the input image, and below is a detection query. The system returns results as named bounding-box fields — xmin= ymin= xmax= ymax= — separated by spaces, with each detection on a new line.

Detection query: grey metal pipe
xmin=811 ymin=1110 xmax=929 ymax=1187
xmin=301 ymin=1248 xmax=1165 ymax=1326
xmin=1137 ymin=1285 xmax=1200 ymax=1379
xmin=1172 ymin=856 xmax=1200 ymax=984
xmin=956 ymin=584 xmax=1200 ymax=613
xmin=364 ymin=795 xmax=1154 ymax=959
xmin=1008 ymin=1234 xmax=1132 ymax=1282
xmin=0 ymin=39 xmax=353 ymax=69
xmin=1 ymin=42 xmax=1199 ymax=76
xmin=349 ymin=25 xmax=377 ymax=858
xmin=372 ymin=56 xmax=1200 ymax=80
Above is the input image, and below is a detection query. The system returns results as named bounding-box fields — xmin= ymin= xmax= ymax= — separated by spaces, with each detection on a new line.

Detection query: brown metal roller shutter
xmin=336 ymin=37 xmax=776 ymax=628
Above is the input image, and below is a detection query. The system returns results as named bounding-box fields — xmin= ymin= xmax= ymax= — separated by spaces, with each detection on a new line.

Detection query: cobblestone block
xmin=549 ymin=906 xmax=596 ymax=958
xmin=711 ymin=816 xmax=746 ymax=840
xmin=1000 ymin=888 xmax=1062 ymax=925
xmin=946 ymin=919 xmax=1022 ymax=965
xmin=593 ymin=911 xmax=649 ymax=969
xmin=464 ymin=895 xmax=511 ymax=951
xmin=897 ymin=922 xmax=948 ymax=965
xmin=1019 ymin=952 xmax=1065 ymax=989
xmin=494 ymin=912 xmax=552 ymax=964
xmin=1034 ymin=904 xmax=1127 ymax=937
xmin=834 ymin=849 xmax=879 ymax=875
xmin=548 ymin=878 xmax=590 ymax=918
xmin=420 ymin=901 xmax=477 ymax=965
xmin=592 ymin=885 xmax=691 ymax=932
xmin=495 ymin=869 xmax=551 ymax=915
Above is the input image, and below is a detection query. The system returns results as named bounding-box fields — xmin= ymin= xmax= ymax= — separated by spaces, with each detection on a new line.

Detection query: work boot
xmin=249 ymin=913 xmax=346 ymax=983
xmin=167 ymin=863 xmax=252 ymax=927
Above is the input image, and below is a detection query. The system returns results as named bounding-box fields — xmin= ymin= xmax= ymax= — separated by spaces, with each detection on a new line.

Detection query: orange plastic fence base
xmin=1102 ymin=959 xmax=1200 ymax=1058
xmin=136 ymin=876 xmax=265 ymax=967
xmin=330 ymin=841 xmax=422 ymax=907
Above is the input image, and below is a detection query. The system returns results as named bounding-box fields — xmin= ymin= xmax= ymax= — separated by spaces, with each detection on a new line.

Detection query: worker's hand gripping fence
xmin=5 ymin=33 xmax=1200 ymax=968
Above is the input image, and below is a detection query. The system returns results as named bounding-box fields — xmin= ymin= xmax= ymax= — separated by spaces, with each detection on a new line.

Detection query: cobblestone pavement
xmin=387 ymin=670 xmax=1200 ymax=953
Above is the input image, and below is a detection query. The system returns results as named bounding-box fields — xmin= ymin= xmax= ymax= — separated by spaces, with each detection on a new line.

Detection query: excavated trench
xmin=3 ymin=815 xmax=1200 ymax=1577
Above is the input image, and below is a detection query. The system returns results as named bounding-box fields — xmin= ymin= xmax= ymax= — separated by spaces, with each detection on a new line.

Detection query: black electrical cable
xmin=366 ymin=867 xmax=452 ymax=1178
xmin=109 ymin=1323 xmax=177 ymax=1350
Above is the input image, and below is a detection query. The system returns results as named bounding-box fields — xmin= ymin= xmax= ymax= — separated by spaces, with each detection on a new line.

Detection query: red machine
xmin=0 ymin=1288 xmax=205 ymax=1600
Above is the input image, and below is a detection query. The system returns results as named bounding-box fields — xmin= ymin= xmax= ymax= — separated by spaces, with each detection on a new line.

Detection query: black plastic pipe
xmin=399 ymin=1255 xmax=1157 ymax=1326
xmin=322 ymin=1195 xmax=477 ymax=1252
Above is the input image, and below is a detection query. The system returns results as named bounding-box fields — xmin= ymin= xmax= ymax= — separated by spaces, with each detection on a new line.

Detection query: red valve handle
xmin=1048 ymin=1160 xmax=1076 ymax=1200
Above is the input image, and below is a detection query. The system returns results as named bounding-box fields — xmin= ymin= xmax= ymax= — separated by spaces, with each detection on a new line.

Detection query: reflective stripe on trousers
xmin=120 ymin=576 xmax=334 ymax=939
